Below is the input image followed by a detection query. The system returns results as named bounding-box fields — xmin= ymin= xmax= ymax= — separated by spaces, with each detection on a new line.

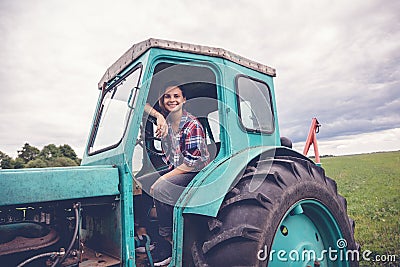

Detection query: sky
xmin=0 ymin=0 xmax=399 ymax=158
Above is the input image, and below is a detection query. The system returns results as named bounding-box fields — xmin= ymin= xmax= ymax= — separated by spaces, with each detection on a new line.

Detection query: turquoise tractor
xmin=0 ymin=39 xmax=358 ymax=267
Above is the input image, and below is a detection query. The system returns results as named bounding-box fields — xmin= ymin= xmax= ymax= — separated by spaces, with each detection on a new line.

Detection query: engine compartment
xmin=0 ymin=196 xmax=121 ymax=266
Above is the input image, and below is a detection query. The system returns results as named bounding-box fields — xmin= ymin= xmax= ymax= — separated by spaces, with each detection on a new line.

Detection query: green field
xmin=321 ymin=151 xmax=400 ymax=266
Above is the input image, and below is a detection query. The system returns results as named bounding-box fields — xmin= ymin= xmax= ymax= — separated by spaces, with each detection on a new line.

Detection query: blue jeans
xmin=135 ymin=169 xmax=198 ymax=237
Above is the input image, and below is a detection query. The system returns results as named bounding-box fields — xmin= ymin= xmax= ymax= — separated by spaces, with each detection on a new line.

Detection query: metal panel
xmin=0 ymin=165 xmax=119 ymax=206
xmin=179 ymin=146 xmax=274 ymax=216
xmin=98 ymin=38 xmax=276 ymax=88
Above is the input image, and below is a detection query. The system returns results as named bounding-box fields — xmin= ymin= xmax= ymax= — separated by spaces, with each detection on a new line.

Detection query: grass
xmin=321 ymin=151 xmax=400 ymax=266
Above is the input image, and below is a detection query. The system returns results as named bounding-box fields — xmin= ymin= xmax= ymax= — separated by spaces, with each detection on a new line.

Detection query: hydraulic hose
xmin=16 ymin=251 xmax=64 ymax=267
xmin=51 ymin=202 xmax=80 ymax=267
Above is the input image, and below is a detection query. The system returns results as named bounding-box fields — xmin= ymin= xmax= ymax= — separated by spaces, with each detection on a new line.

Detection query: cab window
xmin=236 ymin=75 xmax=274 ymax=133
xmin=88 ymin=65 xmax=142 ymax=154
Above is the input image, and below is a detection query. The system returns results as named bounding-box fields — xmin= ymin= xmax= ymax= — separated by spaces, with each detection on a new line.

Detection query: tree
xmin=59 ymin=144 xmax=79 ymax=163
xmin=51 ymin=157 xmax=77 ymax=167
xmin=39 ymin=144 xmax=61 ymax=160
xmin=13 ymin=158 xmax=25 ymax=169
xmin=26 ymin=158 xmax=48 ymax=168
xmin=17 ymin=143 xmax=40 ymax=163
xmin=0 ymin=151 xmax=14 ymax=169
xmin=1 ymin=143 xmax=81 ymax=169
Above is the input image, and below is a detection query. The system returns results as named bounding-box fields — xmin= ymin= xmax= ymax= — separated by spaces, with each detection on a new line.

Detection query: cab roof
xmin=98 ymin=38 xmax=276 ymax=88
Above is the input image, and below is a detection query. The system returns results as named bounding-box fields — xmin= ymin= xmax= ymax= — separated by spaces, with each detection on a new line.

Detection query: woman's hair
xmin=162 ymin=81 xmax=185 ymax=97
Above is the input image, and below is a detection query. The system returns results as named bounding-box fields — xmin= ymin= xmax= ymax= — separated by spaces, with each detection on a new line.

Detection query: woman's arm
xmin=144 ymin=103 xmax=168 ymax=138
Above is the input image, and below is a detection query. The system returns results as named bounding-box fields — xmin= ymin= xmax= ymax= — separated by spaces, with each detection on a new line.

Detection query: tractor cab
xmin=83 ymin=39 xmax=278 ymax=168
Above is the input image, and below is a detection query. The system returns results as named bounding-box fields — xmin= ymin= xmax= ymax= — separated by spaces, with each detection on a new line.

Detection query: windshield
xmin=88 ymin=65 xmax=142 ymax=154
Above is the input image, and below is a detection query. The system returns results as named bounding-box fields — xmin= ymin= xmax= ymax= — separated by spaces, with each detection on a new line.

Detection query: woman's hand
xmin=144 ymin=103 xmax=168 ymax=138
xmin=155 ymin=113 xmax=168 ymax=138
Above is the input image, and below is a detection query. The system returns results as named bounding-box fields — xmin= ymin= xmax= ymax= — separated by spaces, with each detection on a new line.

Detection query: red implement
xmin=303 ymin=118 xmax=321 ymax=164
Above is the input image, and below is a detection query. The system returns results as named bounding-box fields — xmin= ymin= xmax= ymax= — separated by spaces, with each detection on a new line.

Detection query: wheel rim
xmin=267 ymin=199 xmax=351 ymax=267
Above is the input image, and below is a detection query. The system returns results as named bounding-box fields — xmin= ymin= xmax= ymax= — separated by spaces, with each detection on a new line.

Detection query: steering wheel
xmin=136 ymin=117 xmax=164 ymax=156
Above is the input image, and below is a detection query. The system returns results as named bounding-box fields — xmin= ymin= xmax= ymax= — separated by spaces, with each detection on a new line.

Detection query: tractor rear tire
xmin=191 ymin=156 xmax=358 ymax=267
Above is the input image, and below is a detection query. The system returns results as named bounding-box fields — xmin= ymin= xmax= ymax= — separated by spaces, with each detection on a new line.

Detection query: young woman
xmin=137 ymin=83 xmax=210 ymax=265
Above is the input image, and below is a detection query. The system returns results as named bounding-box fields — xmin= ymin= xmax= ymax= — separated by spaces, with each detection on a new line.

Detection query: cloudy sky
xmin=0 ymin=0 xmax=399 ymax=158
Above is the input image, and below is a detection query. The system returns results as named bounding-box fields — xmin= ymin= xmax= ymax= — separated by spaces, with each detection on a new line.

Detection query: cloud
xmin=274 ymin=0 xmax=400 ymax=143
xmin=0 ymin=0 xmax=399 ymax=158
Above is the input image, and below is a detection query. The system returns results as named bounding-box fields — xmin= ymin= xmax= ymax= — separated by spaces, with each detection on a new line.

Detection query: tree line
xmin=0 ymin=143 xmax=81 ymax=169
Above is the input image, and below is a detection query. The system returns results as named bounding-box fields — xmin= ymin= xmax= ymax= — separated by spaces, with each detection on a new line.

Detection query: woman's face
xmin=161 ymin=86 xmax=186 ymax=113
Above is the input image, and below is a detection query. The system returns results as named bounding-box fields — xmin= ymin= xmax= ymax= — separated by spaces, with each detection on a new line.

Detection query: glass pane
xmin=152 ymin=125 xmax=162 ymax=151
xmin=132 ymin=125 xmax=144 ymax=174
xmin=89 ymin=67 xmax=141 ymax=153
xmin=207 ymin=110 xmax=220 ymax=143
xmin=237 ymin=76 xmax=274 ymax=132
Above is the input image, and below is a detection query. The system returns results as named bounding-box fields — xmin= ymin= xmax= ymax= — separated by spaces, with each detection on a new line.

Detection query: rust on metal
xmin=98 ymin=38 xmax=276 ymax=88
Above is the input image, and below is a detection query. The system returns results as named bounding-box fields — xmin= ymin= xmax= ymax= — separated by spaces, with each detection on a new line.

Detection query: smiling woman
xmin=135 ymin=81 xmax=211 ymax=265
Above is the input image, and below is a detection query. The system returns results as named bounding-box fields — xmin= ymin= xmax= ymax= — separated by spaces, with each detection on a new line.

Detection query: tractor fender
xmin=180 ymin=146 xmax=310 ymax=217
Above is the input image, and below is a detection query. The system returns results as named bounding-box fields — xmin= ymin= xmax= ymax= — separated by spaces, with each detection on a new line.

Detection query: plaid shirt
xmin=162 ymin=111 xmax=210 ymax=171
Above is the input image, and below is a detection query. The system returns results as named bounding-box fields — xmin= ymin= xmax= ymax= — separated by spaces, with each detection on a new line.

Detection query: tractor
xmin=0 ymin=38 xmax=358 ymax=266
